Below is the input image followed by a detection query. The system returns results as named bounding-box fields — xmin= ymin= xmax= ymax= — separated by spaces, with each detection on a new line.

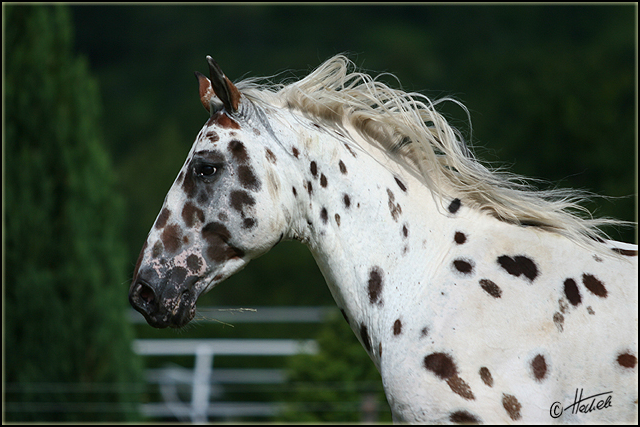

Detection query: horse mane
xmin=236 ymin=54 xmax=629 ymax=253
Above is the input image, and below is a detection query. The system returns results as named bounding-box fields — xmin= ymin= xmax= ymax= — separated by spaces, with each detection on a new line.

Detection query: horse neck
xmin=276 ymin=110 xmax=465 ymax=363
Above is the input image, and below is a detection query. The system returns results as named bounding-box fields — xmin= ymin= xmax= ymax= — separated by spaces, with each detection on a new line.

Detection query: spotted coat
xmin=130 ymin=57 xmax=638 ymax=424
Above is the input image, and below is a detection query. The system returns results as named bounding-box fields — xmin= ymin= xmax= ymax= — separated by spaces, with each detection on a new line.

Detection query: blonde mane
xmin=236 ymin=55 xmax=629 ymax=253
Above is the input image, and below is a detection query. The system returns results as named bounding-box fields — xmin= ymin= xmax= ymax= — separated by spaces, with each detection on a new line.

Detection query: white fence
xmin=130 ymin=306 xmax=334 ymax=423
xmin=133 ymin=338 xmax=318 ymax=423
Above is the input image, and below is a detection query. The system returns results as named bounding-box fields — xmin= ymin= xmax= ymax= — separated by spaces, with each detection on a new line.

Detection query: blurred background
xmin=4 ymin=3 xmax=636 ymax=423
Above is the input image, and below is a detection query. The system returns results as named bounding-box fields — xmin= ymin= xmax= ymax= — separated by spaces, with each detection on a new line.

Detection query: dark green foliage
xmin=434 ymin=7 xmax=636 ymax=241
xmin=276 ymin=312 xmax=392 ymax=422
xmin=4 ymin=5 xmax=142 ymax=421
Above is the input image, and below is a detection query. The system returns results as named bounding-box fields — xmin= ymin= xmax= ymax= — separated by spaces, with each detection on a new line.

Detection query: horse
xmin=129 ymin=55 xmax=637 ymax=423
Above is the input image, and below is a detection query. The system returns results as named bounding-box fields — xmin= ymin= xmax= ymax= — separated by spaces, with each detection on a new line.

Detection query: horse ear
xmin=206 ymin=56 xmax=241 ymax=113
xmin=195 ymin=71 xmax=216 ymax=113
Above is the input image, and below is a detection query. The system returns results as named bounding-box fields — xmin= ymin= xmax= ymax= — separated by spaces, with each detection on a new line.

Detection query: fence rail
xmin=128 ymin=306 xmax=337 ymax=324
xmin=131 ymin=306 xmax=333 ymax=423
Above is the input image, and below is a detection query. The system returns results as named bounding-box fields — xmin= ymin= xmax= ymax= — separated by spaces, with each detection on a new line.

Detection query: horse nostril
xmin=137 ymin=282 xmax=155 ymax=304
xmin=131 ymin=280 xmax=157 ymax=310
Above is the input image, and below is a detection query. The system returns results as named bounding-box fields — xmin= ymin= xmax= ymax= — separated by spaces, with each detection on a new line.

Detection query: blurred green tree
xmin=276 ymin=312 xmax=392 ymax=422
xmin=4 ymin=5 xmax=142 ymax=421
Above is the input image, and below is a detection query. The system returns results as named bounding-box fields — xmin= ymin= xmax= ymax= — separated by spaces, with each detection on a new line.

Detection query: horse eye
xmin=195 ymin=164 xmax=217 ymax=177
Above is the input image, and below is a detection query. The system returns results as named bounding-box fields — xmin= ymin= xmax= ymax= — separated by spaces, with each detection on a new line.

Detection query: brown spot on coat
xmin=502 ymin=393 xmax=522 ymax=421
xmin=453 ymin=259 xmax=474 ymax=275
xmin=393 ymin=319 xmax=402 ymax=336
xmin=238 ymin=165 xmax=260 ymax=190
xmin=360 ymin=323 xmax=372 ymax=352
xmin=553 ymin=312 xmax=564 ymax=332
xmin=203 ymin=221 xmax=231 ymax=241
xmin=152 ymin=241 xmax=163 ymax=258
xmin=531 ymin=354 xmax=547 ymax=381
xmin=454 ymin=232 xmax=467 ymax=244
xmin=447 ymin=375 xmax=475 ymax=400
xmin=424 ymin=352 xmax=457 ymax=380
xmin=368 ymin=267 xmax=383 ymax=305
xmin=186 ymin=254 xmax=203 ymax=272
xmin=479 ymin=279 xmax=501 ymax=298
xmin=582 ymin=273 xmax=607 ymax=297
xmin=343 ymin=194 xmax=351 ymax=208
xmin=310 ymin=161 xmax=318 ymax=177
xmin=205 ymin=130 xmax=219 ymax=142
xmin=320 ymin=174 xmax=327 ymax=187
xmin=479 ymin=367 xmax=493 ymax=387
xmin=339 ymin=160 xmax=347 ymax=174
xmin=201 ymin=222 xmax=244 ymax=263
xmin=617 ymin=352 xmax=637 ymax=369
xmin=182 ymin=168 xmax=197 ymax=199
xmin=387 ymin=189 xmax=402 ymax=221
xmin=155 ymin=208 xmax=171 ymax=229
xmin=448 ymin=198 xmax=461 ymax=214
xmin=265 ymin=148 xmax=277 ymax=164
xmin=563 ymin=278 xmax=581 ymax=306
xmin=449 ymin=410 xmax=480 ymax=424
xmin=335 ymin=214 xmax=341 ymax=226
xmin=230 ymin=190 xmax=255 ymax=214
xmin=611 ymin=247 xmax=638 ymax=256
xmin=394 ymin=176 xmax=407 ymax=192
xmin=207 ymin=111 xmax=240 ymax=129
xmin=292 ymin=147 xmax=300 ymax=158
xmin=320 ymin=207 xmax=328 ymax=224
xmin=161 ymin=224 xmax=183 ymax=254
xmin=497 ymin=255 xmax=538 ymax=282
xmin=182 ymin=202 xmax=205 ymax=228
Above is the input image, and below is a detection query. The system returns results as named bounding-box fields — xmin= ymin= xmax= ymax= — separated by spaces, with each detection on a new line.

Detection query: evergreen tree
xmin=4 ymin=5 xmax=142 ymax=421
xmin=277 ymin=312 xmax=393 ymax=422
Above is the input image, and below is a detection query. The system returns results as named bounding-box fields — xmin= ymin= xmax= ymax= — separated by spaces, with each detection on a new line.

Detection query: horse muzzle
xmin=129 ymin=267 xmax=199 ymax=328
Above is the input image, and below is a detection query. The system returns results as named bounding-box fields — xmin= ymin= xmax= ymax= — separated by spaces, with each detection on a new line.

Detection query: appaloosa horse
xmin=130 ymin=55 xmax=637 ymax=423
